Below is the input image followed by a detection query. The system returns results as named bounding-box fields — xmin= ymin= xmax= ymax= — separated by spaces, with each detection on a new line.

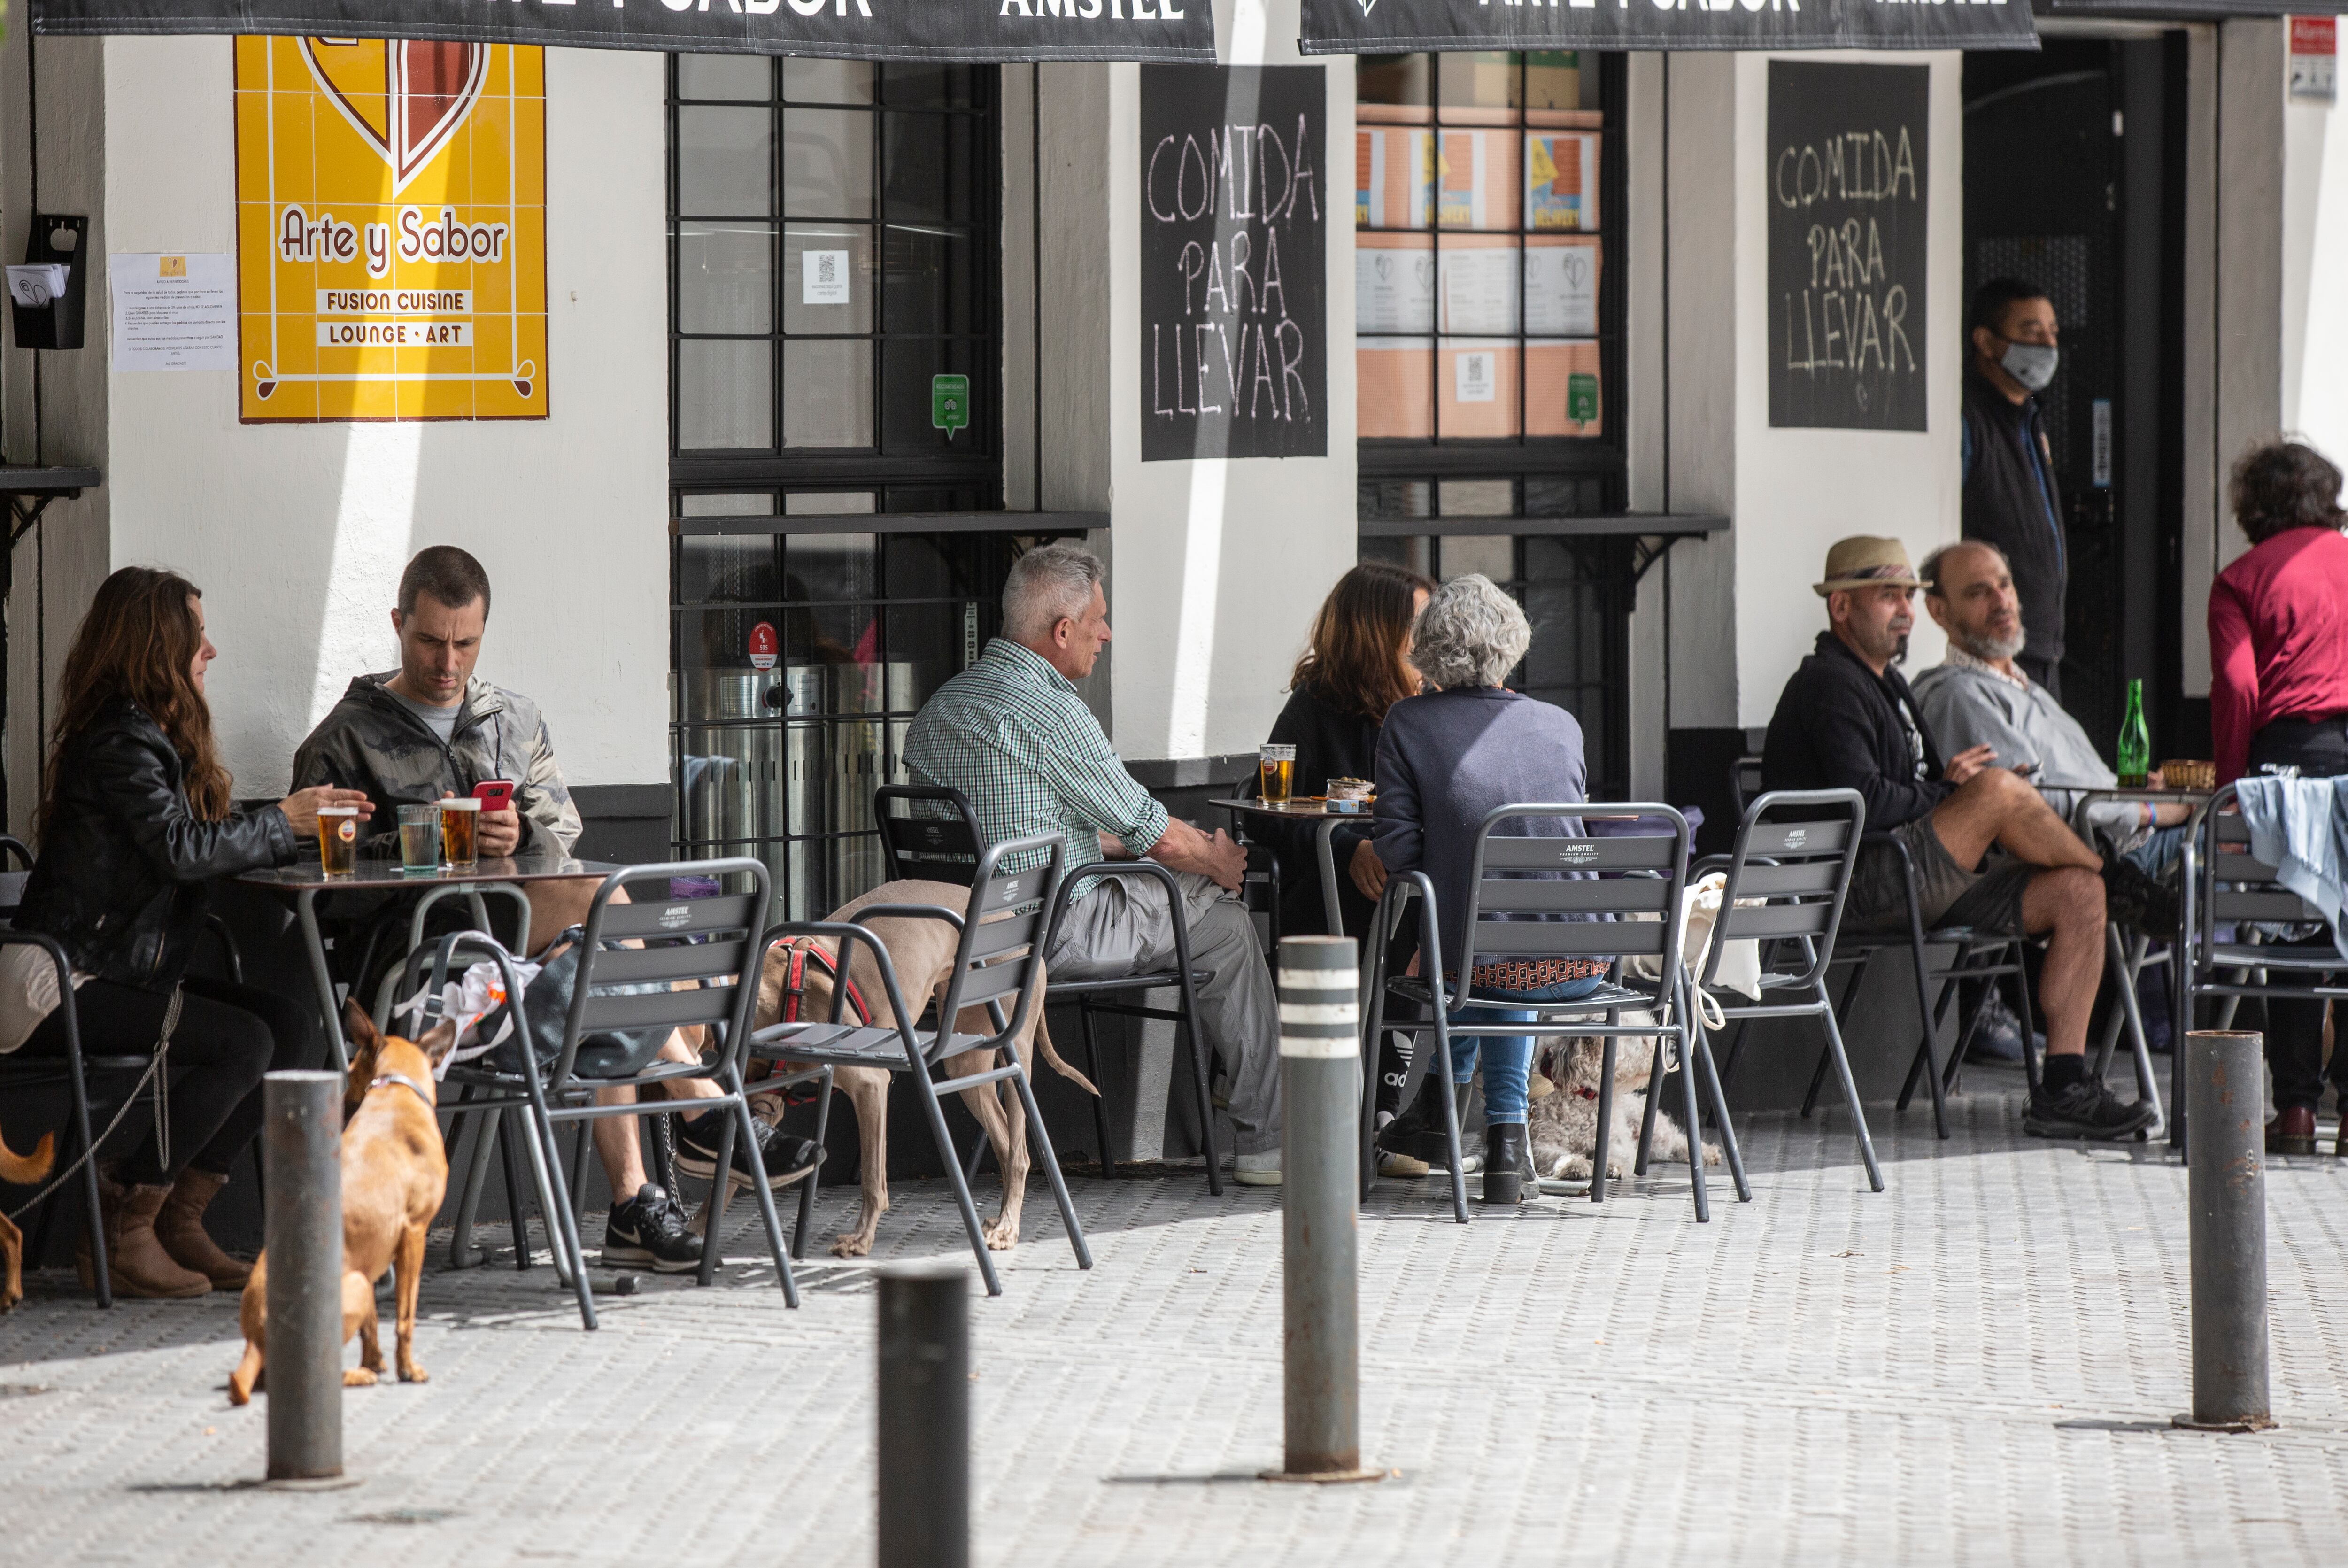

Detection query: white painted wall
xmin=1102 ymin=0 xmax=1359 ymax=761
xmin=94 ymin=39 xmax=671 ymax=797
xmin=1730 ymin=51 xmax=1962 ymax=728
xmin=1658 ymin=52 xmax=1963 ymax=734
xmin=2283 ymin=28 xmax=2348 ymax=475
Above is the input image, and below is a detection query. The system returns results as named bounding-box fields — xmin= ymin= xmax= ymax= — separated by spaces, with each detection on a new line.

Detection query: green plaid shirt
xmin=904 ymin=639 xmax=1170 ymax=900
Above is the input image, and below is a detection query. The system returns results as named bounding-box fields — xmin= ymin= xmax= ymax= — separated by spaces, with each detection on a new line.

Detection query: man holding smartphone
xmin=291 ymin=545 xmax=579 ymax=861
xmin=291 ymin=547 xmax=815 ymax=1259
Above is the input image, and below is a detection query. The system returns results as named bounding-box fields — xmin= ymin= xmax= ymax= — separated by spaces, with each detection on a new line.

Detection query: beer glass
xmin=317 ymin=805 xmax=360 ymax=877
xmin=440 ymin=796 xmax=480 ymax=872
xmin=1259 ymin=743 xmax=1296 ymax=806
xmin=398 ymin=804 xmax=443 ymax=875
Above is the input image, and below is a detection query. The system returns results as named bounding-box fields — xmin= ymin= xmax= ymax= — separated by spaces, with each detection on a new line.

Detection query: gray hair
xmin=1003 ymin=543 xmax=1106 ymax=641
xmin=1411 ymin=574 xmax=1529 ymax=690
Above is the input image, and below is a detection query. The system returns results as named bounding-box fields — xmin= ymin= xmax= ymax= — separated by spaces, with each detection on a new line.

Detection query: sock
xmin=2043 ymin=1053 xmax=2088 ymax=1092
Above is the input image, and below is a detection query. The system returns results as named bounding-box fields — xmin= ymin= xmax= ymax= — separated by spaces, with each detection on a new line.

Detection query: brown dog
xmin=0 ymin=1129 xmax=55 ymax=1311
xmin=756 ymin=879 xmax=1096 ymax=1259
xmin=228 ymin=1003 xmax=456 ymax=1406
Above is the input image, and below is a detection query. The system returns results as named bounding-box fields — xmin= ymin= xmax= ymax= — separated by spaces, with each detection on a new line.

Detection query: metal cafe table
xmin=2038 ymin=782 xmax=2212 ymax=1143
xmin=1208 ymin=796 xmax=1361 ymax=937
xmin=237 ymin=852 xmax=622 ymax=1071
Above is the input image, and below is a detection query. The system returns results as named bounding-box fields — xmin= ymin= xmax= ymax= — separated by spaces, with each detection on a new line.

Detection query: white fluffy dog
xmin=1527 ymin=1014 xmax=1721 ymax=1182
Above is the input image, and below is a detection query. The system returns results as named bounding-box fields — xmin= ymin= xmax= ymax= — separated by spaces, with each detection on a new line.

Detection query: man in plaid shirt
xmin=904 ymin=543 xmax=1283 ymax=1184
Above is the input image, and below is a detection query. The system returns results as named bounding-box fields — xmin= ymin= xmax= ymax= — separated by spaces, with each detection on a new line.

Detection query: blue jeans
xmin=1444 ymin=974 xmax=1610 ymax=1125
xmin=2125 ymin=824 xmax=2186 ymax=878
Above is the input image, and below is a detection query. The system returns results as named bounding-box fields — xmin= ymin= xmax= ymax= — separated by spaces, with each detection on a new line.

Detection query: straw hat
xmin=1813 ymin=536 xmax=1923 ymax=597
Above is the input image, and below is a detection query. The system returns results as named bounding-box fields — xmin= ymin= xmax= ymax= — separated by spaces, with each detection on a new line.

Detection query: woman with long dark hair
xmin=1261 ymin=560 xmax=1435 ymax=940
xmin=1256 ymin=561 xmax=1434 ymax=1170
xmin=4 ymin=568 xmax=371 ymax=1298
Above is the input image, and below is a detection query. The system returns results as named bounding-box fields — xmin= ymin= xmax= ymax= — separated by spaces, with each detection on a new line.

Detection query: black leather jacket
xmin=15 ymin=697 xmax=299 ymax=991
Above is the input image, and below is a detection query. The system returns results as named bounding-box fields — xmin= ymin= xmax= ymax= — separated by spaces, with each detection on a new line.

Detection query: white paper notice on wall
xmin=2291 ymin=17 xmax=2336 ymax=101
xmin=109 ymin=253 xmax=235 ymax=371
xmin=1455 ymin=349 xmax=1498 ymax=404
xmin=1525 ymin=239 xmax=1599 ymax=337
xmin=802 ymin=249 xmax=851 ymax=306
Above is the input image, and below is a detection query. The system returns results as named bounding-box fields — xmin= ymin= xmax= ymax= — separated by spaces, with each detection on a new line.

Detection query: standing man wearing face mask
xmin=1961 ymin=277 xmax=2068 ymax=698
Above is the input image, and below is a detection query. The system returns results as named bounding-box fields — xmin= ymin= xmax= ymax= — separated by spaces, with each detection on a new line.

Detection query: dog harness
xmin=750 ymin=937 xmax=873 ymax=1099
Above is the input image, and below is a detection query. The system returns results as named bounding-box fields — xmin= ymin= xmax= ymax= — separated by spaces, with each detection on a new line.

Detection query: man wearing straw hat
xmin=1761 ymin=536 xmax=2156 ymax=1140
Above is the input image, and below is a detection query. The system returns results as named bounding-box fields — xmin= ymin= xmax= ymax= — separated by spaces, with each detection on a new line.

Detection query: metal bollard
xmin=2174 ymin=1031 xmax=2276 ymax=1433
xmin=262 ymin=1070 xmax=348 ymax=1483
xmin=1264 ymin=935 xmax=1384 ymax=1484
xmin=877 ymin=1261 xmax=968 ymax=1568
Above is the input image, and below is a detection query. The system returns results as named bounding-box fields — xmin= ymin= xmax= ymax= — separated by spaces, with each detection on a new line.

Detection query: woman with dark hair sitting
xmin=1258 ymin=561 xmax=1433 ymax=1170
xmin=2209 ymin=438 xmax=2348 ymax=1155
xmin=4 ymin=567 xmax=372 ymax=1297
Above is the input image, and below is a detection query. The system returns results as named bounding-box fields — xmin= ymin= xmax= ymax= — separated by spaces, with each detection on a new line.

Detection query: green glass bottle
xmin=2116 ymin=678 xmax=2151 ymax=788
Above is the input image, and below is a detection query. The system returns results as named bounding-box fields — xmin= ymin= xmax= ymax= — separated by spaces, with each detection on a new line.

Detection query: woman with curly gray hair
xmin=1367 ymin=573 xmax=1607 ymax=1204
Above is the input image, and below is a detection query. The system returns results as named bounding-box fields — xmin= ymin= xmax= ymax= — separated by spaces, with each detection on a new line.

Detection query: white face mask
xmin=2000 ymin=340 xmax=2059 ymax=394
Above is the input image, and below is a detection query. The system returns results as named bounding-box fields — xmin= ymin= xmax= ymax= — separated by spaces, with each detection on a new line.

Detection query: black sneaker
xmin=603 ymin=1184 xmax=704 ymax=1273
xmin=2023 ymin=1079 xmax=2159 ymax=1141
xmin=2101 ymin=857 xmax=2181 ymax=941
xmin=673 ymin=1111 xmax=824 ymax=1189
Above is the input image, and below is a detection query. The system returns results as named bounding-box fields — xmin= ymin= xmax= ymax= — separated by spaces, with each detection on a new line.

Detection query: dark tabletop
xmin=236 ymin=852 xmax=624 ymax=891
xmin=1209 ymin=797 xmax=1369 ymax=820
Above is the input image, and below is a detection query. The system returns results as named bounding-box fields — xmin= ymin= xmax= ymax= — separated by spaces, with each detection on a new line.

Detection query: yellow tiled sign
xmin=234 ymin=36 xmax=548 ymax=422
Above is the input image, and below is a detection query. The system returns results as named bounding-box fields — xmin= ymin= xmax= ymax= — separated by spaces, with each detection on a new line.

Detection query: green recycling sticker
xmin=1567 ymin=371 xmax=1599 ymax=425
xmin=931 ymin=374 xmax=970 ymax=433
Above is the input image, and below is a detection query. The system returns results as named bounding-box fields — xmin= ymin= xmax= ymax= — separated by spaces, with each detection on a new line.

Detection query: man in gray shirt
xmin=1912 ymin=540 xmax=2189 ymax=860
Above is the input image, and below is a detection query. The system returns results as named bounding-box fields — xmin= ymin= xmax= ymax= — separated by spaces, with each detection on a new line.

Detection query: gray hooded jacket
xmin=291 ymin=672 xmax=582 ymax=857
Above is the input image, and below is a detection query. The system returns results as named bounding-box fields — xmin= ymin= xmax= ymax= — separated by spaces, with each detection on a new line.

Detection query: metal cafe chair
xmin=749 ymin=831 xmax=1092 ymax=1297
xmin=0 ymin=837 xmax=251 ymax=1306
xmin=1735 ymin=753 xmax=2031 ymax=1134
xmin=432 ymin=858 xmax=795 ymax=1331
xmin=875 ymin=784 xmax=1226 ymax=1194
xmin=1694 ymin=789 xmax=1883 ymax=1193
xmin=2178 ymin=782 xmax=2346 ymax=1154
xmin=1359 ymin=803 xmax=1740 ymax=1222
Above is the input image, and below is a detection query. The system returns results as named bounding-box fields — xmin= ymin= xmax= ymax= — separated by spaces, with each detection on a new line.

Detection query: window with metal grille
xmin=668 ymin=58 xmax=1033 ymax=919
xmin=1354 ymin=52 xmax=1631 ymax=795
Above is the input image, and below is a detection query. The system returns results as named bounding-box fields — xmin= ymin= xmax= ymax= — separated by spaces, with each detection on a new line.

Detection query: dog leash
xmin=5 ymin=985 xmax=183 ymax=1223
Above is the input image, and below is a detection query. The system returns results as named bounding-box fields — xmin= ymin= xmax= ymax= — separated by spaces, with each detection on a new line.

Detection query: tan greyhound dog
xmin=755 ymin=879 xmax=1096 ymax=1259
xmin=228 ymin=1004 xmax=456 ymax=1405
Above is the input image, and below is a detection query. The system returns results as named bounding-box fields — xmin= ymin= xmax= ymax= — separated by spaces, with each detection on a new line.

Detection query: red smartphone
xmin=472 ymin=780 xmax=517 ymax=812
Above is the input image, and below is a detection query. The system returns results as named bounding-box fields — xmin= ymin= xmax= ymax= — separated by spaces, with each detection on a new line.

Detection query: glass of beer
xmin=317 ymin=805 xmax=360 ymax=878
xmin=1259 ymin=743 xmax=1297 ymax=805
xmin=398 ymin=804 xmax=443 ymax=875
xmin=440 ymin=796 xmax=481 ymax=872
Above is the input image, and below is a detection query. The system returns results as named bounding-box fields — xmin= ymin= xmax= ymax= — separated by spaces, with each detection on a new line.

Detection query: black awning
xmin=28 ymin=0 xmax=1218 ymax=63
xmin=1300 ymin=0 xmax=2037 ymax=54
xmin=2037 ymin=0 xmax=2346 ymax=15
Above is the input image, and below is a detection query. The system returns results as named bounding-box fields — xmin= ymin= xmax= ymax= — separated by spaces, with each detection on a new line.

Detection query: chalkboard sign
xmin=1767 ymin=62 xmax=1929 ymax=433
xmin=1140 ymin=64 xmax=1327 ymax=462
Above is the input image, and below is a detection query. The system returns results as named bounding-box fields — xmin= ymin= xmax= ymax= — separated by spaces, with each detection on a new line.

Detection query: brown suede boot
xmin=155 ymin=1168 xmax=253 ymax=1290
xmin=76 ymin=1171 xmax=210 ymax=1299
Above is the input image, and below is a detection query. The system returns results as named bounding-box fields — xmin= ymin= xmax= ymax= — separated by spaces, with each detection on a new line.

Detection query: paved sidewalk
xmin=6 ymin=1083 xmax=2347 ymax=1567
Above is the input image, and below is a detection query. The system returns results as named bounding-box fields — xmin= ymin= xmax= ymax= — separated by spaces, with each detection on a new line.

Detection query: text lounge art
xmin=234 ymin=36 xmax=548 ymax=422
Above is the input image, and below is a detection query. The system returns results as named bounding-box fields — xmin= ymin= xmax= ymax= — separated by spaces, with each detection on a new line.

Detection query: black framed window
xmin=668 ymin=56 xmax=1001 ymax=491
xmin=1355 ymin=52 xmax=1632 ymax=794
xmin=668 ymin=59 xmax=1013 ymax=918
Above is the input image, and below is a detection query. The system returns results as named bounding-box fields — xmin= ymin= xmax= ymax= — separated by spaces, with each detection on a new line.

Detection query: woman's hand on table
xmin=1349 ymin=838 xmax=1388 ymax=900
xmin=276 ymin=787 xmax=372 ymax=839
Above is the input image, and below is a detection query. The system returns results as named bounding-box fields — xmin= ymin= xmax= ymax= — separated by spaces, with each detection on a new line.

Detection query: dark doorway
xmin=1963 ymin=35 xmax=2191 ymax=763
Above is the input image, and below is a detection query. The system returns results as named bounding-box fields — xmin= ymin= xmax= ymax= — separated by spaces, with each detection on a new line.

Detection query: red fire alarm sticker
xmin=749 ymin=621 xmax=779 ymax=671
